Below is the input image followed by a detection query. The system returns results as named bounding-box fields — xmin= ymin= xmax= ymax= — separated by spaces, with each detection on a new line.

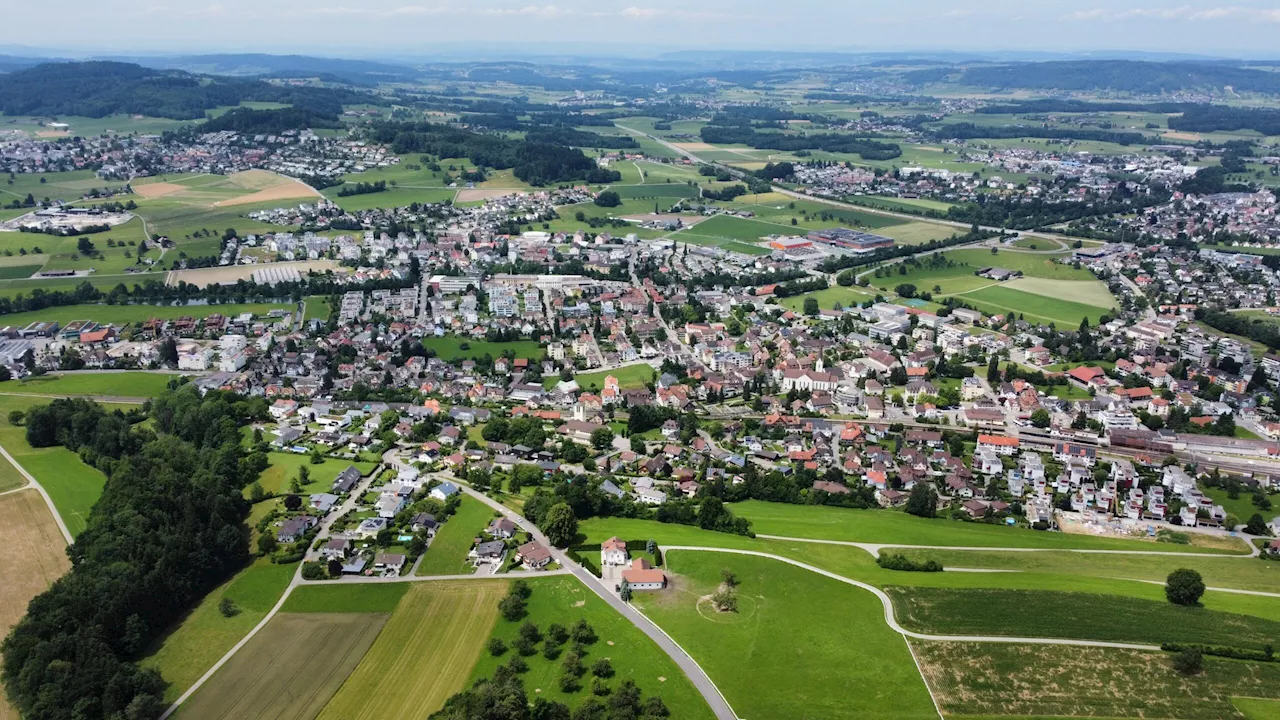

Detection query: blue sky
xmin=7 ymin=0 xmax=1280 ymax=57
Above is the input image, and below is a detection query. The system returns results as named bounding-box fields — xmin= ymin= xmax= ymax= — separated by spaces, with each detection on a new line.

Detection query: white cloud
xmin=1066 ymin=5 xmax=1280 ymax=23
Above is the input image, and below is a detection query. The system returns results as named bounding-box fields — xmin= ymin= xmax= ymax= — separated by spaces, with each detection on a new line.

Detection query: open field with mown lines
xmin=914 ymin=641 xmax=1280 ymax=719
xmin=316 ymin=581 xmax=508 ymax=720
xmin=141 ymin=557 xmax=297 ymax=702
xmin=3 ymin=371 xmax=182 ymax=399
xmin=0 ymin=302 xmax=293 ymax=330
xmin=778 ymin=285 xmax=878 ymax=313
xmin=174 ymin=612 xmax=387 ymax=720
xmin=421 ymin=335 xmax=542 ymax=362
xmin=635 ymin=551 xmax=938 ymax=720
xmin=887 ymin=587 xmax=1280 ymax=649
xmin=0 ymin=489 xmax=69 ymax=720
xmin=469 ymin=575 xmax=716 ymax=718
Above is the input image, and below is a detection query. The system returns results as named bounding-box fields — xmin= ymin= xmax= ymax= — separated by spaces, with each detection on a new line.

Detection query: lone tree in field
xmin=542 ymin=503 xmax=578 ymax=547
xmin=905 ymin=484 xmax=938 ymax=519
xmin=1165 ymin=568 xmax=1206 ymax=606
xmin=1172 ymin=648 xmax=1203 ymax=676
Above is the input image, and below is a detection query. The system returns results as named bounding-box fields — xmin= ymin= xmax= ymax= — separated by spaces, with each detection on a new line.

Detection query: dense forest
xmin=523 ymin=127 xmax=638 ymax=150
xmin=0 ymin=61 xmax=377 ymax=119
xmin=698 ymin=125 xmax=901 ymax=160
xmin=200 ymin=106 xmax=345 ymax=134
xmin=368 ymin=121 xmax=621 ymax=186
xmin=1170 ymin=105 xmax=1280 ymax=136
xmin=930 ymin=122 xmax=1150 ymax=146
xmin=1 ymin=388 xmax=268 ymax=719
xmin=946 ymin=190 xmax=1170 ymax=230
xmin=976 ymin=99 xmax=1195 ymax=114
xmin=949 ymin=60 xmax=1280 ymax=95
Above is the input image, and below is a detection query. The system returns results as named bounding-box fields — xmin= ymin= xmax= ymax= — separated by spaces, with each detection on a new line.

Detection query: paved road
xmin=663 ymin=546 xmax=1162 ymax=651
xmin=456 ymin=483 xmax=742 ymax=720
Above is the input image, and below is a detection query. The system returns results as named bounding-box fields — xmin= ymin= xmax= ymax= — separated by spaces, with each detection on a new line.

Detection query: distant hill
xmin=103 ymin=53 xmax=422 ymax=85
xmin=0 ymin=61 xmax=382 ymax=120
xmin=938 ymin=60 xmax=1280 ymax=95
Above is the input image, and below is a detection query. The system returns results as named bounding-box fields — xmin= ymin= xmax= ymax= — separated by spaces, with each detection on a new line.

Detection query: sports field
xmin=636 ymin=551 xmax=937 ymax=720
xmin=469 ymin=576 xmax=715 ymax=718
xmin=914 ymin=642 xmax=1280 ymax=719
xmin=175 ymin=612 xmax=387 ymax=720
xmin=421 ymin=335 xmax=542 ymax=362
xmin=0 ymin=489 xmax=69 ymax=720
xmin=141 ymin=557 xmax=297 ymax=701
xmin=317 ymin=581 xmax=508 ymax=720
xmin=416 ymin=497 xmax=495 ymax=576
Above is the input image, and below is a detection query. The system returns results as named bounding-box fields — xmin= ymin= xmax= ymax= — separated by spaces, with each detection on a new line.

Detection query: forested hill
xmin=0 ymin=61 xmax=380 ymax=119
xmin=922 ymin=60 xmax=1280 ymax=95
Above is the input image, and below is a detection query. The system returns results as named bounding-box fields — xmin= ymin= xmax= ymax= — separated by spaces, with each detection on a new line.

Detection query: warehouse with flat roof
xmin=807 ymin=227 xmax=895 ymax=253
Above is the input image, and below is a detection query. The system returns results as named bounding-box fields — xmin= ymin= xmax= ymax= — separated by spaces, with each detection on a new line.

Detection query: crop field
xmin=0 ymin=489 xmax=69 ymax=720
xmin=142 ymin=557 xmax=297 ymax=701
xmin=420 ymin=335 xmax=542 ymax=361
xmin=887 ymin=587 xmax=1280 ymax=649
xmin=5 ymin=371 xmax=178 ymax=398
xmin=961 ymin=285 xmax=1112 ymax=325
xmin=0 ymin=301 xmax=291 ymax=330
xmin=317 ymin=581 xmax=508 ymax=720
xmin=416 ymin=497 xmax=495 ymax=576
xmin=636 ymin=551 xmax=937 ymax=720
xmin=1235 ymin=697 xmax=1280 ymax=719
xmin=166 ymin=259 xmax=336 ymax=288
xmin=778 ymin=286 xmax=877 ymax=313
xmin=469 ymin=575 xmax=715 ymax=718
xmin=175 ymin=612 xmax=387 ymax=720
xmin=727 ymin=500 xmax=1236 ymax=552
xmin=611 ymin=183 xmax=701 ymax=199
xmin=914 ymin=641 xmax=1280 ymax=719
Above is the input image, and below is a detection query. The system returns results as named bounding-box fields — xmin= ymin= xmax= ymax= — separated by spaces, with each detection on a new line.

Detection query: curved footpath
xmin=0 ymin=444 xmax=72 ymax=545
xmin=662 ymin=546 xmax=1162 ymax=651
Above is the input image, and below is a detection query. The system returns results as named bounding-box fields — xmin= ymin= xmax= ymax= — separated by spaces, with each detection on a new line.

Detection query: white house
xmin=601 ymin=536 xmax=629 ymax=567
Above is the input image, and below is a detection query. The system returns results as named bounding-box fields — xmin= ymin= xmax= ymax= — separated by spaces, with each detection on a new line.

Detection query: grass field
xmin=175 ymin=612 xmax=386 ymax=720
xmin=254 ymin=453 xmax=376 ymax=498
xmin=778 ymin=286 xmax=877 ymax=313
xmin=3 ymin=371 xmax=179 ymax=398
xmin=316 ymin=581 xmax=508 ymax=720
xmin=0 ymin=449 xmax=25 ymax=493
xmin=303 ymin=295 xmax=332 ymax=322
xmin=422 ymin=335 xmax=542 ymax=362
xmin=141 ymin=557 xmax=297 ymax=701
xmin=0 ymin=302 xmax=292 ymax=330
xmin=895 ymin=547 xmax=1280 ymax=594
xmin=887 ymin=587 xmax=1280 ymax=649
xmin=283 ymin=583 xmax=409 ymax=613
xmin=914 ymin=641 xmax=1280 ymax=719
xmin=1235 ymin=697 xmax=1280 ymax=719
xmin=0 ymin=395 xmax=123 ymax=536
xmin=635 ymin=551 xmax=937 ymax=720
xmin=416 ymin=497 xmax=495 ymax=576
xmin=728 ymin=500 xmax=1238 ymax=552
xmin=961 ymin=285 xmax=1112 ymax=325
xmin=0 ymin=488 xmax=68 ymax=720
xmin=555 ymin=364 xmax=655 ymax=392
xmin=468 ymin=575 xmax=715 ymax=718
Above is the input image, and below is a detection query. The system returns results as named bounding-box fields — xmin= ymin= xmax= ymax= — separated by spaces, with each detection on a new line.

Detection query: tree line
xmin=698 ymin=125 xmax=902 ymax=161
xmin=2 ymin=387 xmax=268 ymax=719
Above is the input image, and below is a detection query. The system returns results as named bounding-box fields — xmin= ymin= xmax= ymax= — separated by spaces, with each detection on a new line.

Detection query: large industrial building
xmin=807 ymin=227 xmax=895 ymax=253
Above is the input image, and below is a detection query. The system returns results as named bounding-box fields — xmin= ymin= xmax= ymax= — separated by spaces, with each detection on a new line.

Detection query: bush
xmin=513 ymin=636 xmax=537 ymax=656
xmin=519 ymin=621 xmax=541 ymax=643
xmin=542 ymin=642 xmax=562 ymax=660
xmin=301 ymin=561 xmax=327 ymax=580
xmin=1162 ymin=642 xmax=1276 ymax=663
xmin=572 ymin=619 xmax=597 ymax=644
xmin=591 ymin=677 xmax=611 ymax=696
xmin=1172 ymin=648 xmax=1203 ymax=676
xmin=218 ymin=598 xmax=239 ymax=617
xmin=511 ymin=579 xmax=532 ymax=599
xmin=1165 ymin=568 xmax=1206 ymax=606
xmin=558 ymin=673 xmax=580 ymax=693
xmin=591 ymin=658 xmax=614 ymax=678
xmin=547 ymin=622 xmax=569 ymax=645
xmin=876 ymin=553 xmax=944 ymax=572
xmin=487 ymin=638 xmax=507 ymax=657
xmin=505 ymin=655 xmax=528 ymax=674
xmin=499 ymin=594 xmax=527 ymax=621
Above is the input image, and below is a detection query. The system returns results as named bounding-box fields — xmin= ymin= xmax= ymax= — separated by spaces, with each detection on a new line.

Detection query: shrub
xmin=1172 ymin=648 xmax=1203 ymax=676
xmin=499 ymin=594 xmax=527 ymax=621
xmin=591 ymin=677 xmax=611 ymax=696
xmin=572 ymin=619 xmax=597 ymax=644
xmin=547 ymin=622 xmax=569 ymax=645
xmin=558 ymin=673 xmax=580 ymax=693
xmin=505 ymin=656 xmax=528 ymax=674
xmin=519 ymin=621 xmax=541 ymax=643
xmin=511 ymin=579 xmax=532 ymax=599
xmin=1165 ymin=568 xmax=1206 ymax=606
xmin=542 ymin=642 xmax=562 ymax=660
xmin=301 ymin=562 xmax=327 ymax=580
xmin=591 ymin=658 xmax=614 ymax=678
xmin=562 ymin=651 xmax=584 ymax=677
xmin=876 ymin=553 xmax=944 ymax=572
xmin=218 ymin=598 xmax=238 ymax=617
xmin=487 ymin=638 xmax=507 ymax=657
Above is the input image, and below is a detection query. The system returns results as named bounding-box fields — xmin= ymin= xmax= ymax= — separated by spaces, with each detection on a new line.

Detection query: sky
xmin=7 ymin=0 xmax=1280 ymax=58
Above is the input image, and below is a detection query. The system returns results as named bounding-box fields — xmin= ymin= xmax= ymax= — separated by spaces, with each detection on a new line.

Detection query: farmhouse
xmin=601 ymin=536 xmax=629 ymax=566
xmin=621 ymin=558 xmax=667 ymax=590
